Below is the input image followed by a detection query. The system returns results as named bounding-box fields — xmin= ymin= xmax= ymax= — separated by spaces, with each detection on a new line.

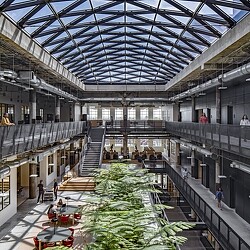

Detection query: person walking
xmin=215 ymin=187 xmax=224 ymax=210
xmin=53 ymin=179 xmax=58 ymax=200
xmin=182 ymin=168 xmax=188 ymax=181
xmin=37 ymin=180 xmax=45 ymax=204
xmin=87 ymin=134 xmax=92 ymax=149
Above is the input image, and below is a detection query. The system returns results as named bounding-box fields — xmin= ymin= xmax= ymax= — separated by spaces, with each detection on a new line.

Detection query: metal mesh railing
xmin=0 ymin=121 xmax=86 ymax=159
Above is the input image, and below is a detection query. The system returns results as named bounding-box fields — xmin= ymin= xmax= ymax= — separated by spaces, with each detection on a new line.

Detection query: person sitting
xmin=47 ymin=204 xmax=57 ymax=219
xmin=57 ymin=198 xmax=64 ymax=207
xmin=1 ymin=113 xmax=15 ymax=126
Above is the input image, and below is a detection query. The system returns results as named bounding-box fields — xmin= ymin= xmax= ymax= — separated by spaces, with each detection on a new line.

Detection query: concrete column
xmin=29 ymin=90 xmax=36 ymax=124
xmin=191 ymin=150 xmax=198 ymax=178
xmin=55 ymin=96 xmax=60 ymax=122
xmin=123 ymin=133 xmax=128 ymax=158
xmin=215 ymin=159 xmax=220 ymax=188
xmin=70 ymin=143 xmax=75 ymax=166
xmin=29 ymin=163 xmax=37 ymax=199
xmin=176 ymin=142 xmax=180 ymax=165
xmin=136 ymin=106 xmax=140 ymax=120
xmin=216 ymin=87 xmax=221 ymax=124
xmin=69 ymin=102 xmax=74 ymax=122
xmin=191 ymin=96 xmax=196 ymax=122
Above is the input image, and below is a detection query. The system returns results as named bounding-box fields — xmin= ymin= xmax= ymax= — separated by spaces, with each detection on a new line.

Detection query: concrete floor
xmin=0 ymin=190 xmax=91 ymax=250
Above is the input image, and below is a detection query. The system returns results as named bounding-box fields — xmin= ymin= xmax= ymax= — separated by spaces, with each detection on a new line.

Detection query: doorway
xmin=227 ymin=106 xmax=233 ymax=124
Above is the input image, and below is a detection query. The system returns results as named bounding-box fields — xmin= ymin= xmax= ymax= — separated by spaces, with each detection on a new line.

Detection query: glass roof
xmin=0 ymin=0 xmax=249 ymax=85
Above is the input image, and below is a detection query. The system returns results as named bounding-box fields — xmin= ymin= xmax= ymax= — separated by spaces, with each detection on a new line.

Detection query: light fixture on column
xmin=59 ymin=96 xmax=64 ymax=100
xmin=246 ymin=78 xmax=250 ymax=82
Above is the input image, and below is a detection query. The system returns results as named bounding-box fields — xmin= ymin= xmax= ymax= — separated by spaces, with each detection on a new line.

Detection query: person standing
xmin=199 ymin=113 xmax=208 ymax=124
xmin=240 ymin=114 xmax=250 ymax=141
xmin=53 ymin=179 xmax=58 ymax=200
xmin=87 ymin=134 xmax=92 ymax=149
xmin=215 ymin=187 xmax=224 ymax=210
xmin=240 ymin=114 xmax=250 ymax=125
xmin=37 ymin=180 xmax=44 ymax=204
xmin=1 ymin=113 xmax=15 ymax=126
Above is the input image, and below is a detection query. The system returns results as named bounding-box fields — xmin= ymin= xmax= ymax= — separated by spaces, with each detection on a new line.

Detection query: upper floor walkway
xmin=0 ymin=121 xmax=87 ymax=160
xmin=144 ymin=159 xmax=250 ymax=250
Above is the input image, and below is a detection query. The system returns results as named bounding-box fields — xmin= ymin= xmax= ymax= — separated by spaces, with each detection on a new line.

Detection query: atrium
xmin=0 ymin=1 xmax=250 ymax=250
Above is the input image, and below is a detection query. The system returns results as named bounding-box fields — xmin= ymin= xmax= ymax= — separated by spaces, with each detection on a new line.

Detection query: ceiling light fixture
xmin=218 ymin=86 xmax=227 ymax=90
xmin=246 ymin=78 xmax=250 ymax=82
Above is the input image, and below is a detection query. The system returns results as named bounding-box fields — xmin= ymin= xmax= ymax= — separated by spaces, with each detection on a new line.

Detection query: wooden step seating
xmin=59 ymin=177 xmax=95 ymax=191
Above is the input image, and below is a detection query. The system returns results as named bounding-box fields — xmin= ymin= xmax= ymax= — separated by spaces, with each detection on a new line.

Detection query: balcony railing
xmin=166 ymin=122 xmax=250 ymax=159
xmin=106 ymin=120 xmax=166 ymax=132
xmin=164 ymin=162 xmax=250 ymax=250
xmin=0 ymin=121 xmax=86 ymax=159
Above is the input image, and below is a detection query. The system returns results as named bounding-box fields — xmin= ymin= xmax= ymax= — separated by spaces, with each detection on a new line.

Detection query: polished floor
xmin=0 ymin=190 xmax=90 ymax=250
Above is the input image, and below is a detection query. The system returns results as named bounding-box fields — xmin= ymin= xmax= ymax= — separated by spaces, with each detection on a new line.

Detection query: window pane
xmin=105 ymin=139 xmax=110 ymax=146
xmin=153 ymin=139 xmax=162 ymax=147
xmin=89 ymin=106 xmax=98 ymax=120
xmin=140 ymin=108 xmax=148 ymax=120
xmin=115 ymin=108 xmax=123 ymax=120
xmin=153 ymin=107 xmax=162 ymax=120
xmin=102 ymin=108 xmax=110 ymax=120
xmin=128 ymin=139 xmax=135 ymax=146
xmin=140 ymin=139 xmax=148 ymax=146
xmin=128 ymin=108 xmax=136 ymax=120
xmin=115 ymin=138 xmax=123 ymax=146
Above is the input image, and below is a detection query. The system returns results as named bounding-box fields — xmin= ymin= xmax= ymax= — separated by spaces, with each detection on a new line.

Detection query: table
xmin=59 ymin=205 xmax=79 ymax=225
xmin=37 ymin=227 xmax=71 ymax=250
xmin=59 ymin=205 xmax=79 ymax=215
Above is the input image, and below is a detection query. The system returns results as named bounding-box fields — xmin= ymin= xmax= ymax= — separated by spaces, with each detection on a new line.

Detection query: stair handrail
xmin=98 ymin=127 xmax=106 ymax=167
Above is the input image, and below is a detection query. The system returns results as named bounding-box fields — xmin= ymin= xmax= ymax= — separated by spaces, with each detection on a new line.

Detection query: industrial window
xmin=0 ymin=175 xmax=10 ymax=211
xmin=128 ymin=108 xmax=136 ymax=120
xmin=153 ymin=107 xmax=162 ymax=120
xmin=153 ymin=139 xmax=162 ymax=147
xmin=140 ymin=139 xmax=148 ymax=146
xmin=128 ymin=139 xmax=135 ymax=146
xmin=105 ymin=139 xmax=110 ymax=146
xmin=48 ymin=155 xmax=54 ymax=175
xmin=115 ymin=138 xmax=123 ymax=146
xmin=140 ymin=108 xmax=148 ymax=120
xmin=39 ymin=108 xmax=44 ymax=121
xmin=21 ymin=105 xmax=30 ymax=120
xmin=102 ymin=108 xmax=110 ymax=120
xmin=115 ymin=108 xmax=123 ymax=120
xmin=89 ymin=106 xmax=98 ymax=120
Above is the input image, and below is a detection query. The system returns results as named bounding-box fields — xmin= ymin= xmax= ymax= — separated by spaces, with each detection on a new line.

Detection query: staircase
xmin=59 ymin=177 xmax=95 ymax=191
xmin=80 ymin=128 xmax=105 ymax=176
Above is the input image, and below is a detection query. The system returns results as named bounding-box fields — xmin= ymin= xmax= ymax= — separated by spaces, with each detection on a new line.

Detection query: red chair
xmin=48 ymin=213 xmax=56 ymax=220
xmin=59 ymin=214 xmax=70 ymax=226
xmin=43 ymin=242 xmax=56 ymax=248
xmin=63 ymin=237 xmax=74 ymax=247
xmin=74 ymin=213 xmax=82 ymax=220
xmin=68 ymin=227 xmax=75 ymax=236
xmin=33 ymin=237 xmax=39 ymax=249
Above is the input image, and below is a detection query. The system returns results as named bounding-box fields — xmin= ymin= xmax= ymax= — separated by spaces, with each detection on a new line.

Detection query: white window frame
xmin=153 ymin=107 xmax=162 ymax=120
xmin=89 ymin=106 xmax=98 ymax=120
xmin=102 ymin=108 xmax=110 ymax=120
xmin=128 ymin=108 xmax=136 ymax=120
xmin=115 ymin=108 xmax=123 ymax=120
xmin=140 ymin=108 xmax=148 ymax=120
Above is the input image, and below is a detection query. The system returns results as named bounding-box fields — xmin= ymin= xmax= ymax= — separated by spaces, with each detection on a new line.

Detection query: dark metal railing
xmin=0 ymin=121 xmax=86 ymax=159
xmin=166 ymin=122 xmax=250 ymax=159
xmin=164 ymin=162 xmax=250 ymax=250
xmin=106 ymin=119 xmax=166 ymax=132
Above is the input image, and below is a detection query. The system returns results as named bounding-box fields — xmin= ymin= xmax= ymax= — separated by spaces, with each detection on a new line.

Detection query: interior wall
xmin=0 ymin=168 xmax=17 ymax=226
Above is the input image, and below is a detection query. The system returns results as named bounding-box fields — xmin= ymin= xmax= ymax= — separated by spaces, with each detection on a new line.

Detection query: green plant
xmin=81 ymin=163 xmax=193 ymax=250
